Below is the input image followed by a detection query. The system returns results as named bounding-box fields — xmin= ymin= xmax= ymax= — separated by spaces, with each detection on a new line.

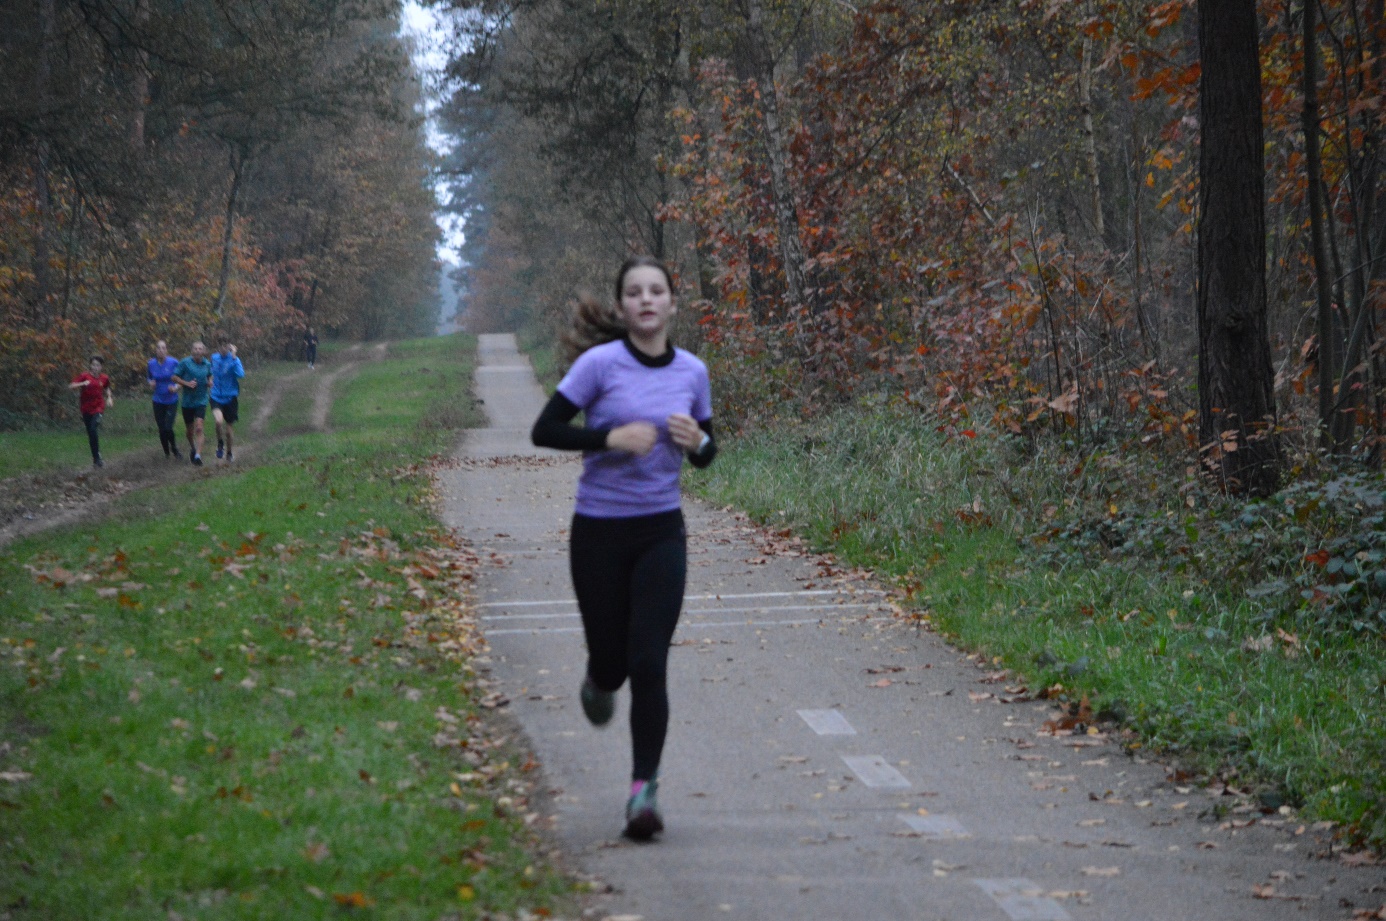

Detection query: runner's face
xmin=192 ymin=343 xmax=206 ymax=360
xmin=618 ymin=266 xmax=675 ymax=339
xmin=89 ymin=359 xmax=102 ymax=373
xmin=155 ymin=342 xmax=168 ymax=360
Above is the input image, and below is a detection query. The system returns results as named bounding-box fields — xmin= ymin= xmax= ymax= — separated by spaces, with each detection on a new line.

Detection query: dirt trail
xmin=0 ymin=343 xmax=389 ymax=549
xmin=309 ymin=342 xmax=386 ymax=431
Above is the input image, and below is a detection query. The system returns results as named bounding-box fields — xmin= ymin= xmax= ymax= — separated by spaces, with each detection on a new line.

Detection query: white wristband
xmin=695 ymin=432 xmax=711 ymax=455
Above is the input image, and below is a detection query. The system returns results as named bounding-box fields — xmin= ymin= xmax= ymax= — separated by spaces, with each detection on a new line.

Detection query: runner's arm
xmin=687 ymin=419 xmax=717 ymax=469
xmin=530 ymin=392 xmax=610 ymax=451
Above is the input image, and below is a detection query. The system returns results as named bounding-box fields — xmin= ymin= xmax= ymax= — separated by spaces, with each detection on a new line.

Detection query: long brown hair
xmin=561 ymin=256 xmax=674 ymax=363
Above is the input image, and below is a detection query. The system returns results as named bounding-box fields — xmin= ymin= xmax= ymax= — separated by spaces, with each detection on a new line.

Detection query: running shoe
xmin=93 ymin=457 xmax=103 ymax=468
xmin=225 ymin=450 xmax=233 ymax=463
xmin=216 ymin=441 xmax=224 ymax=459
xmin=624 ymin=779 xmax=663 ymax=840
xmin=172 ymin=447 xmax=182 ymax=459
xmin=192 ymin=454 xmax=203 ymax=466
xmin=579 ymin=677 xmax=615 ymax=727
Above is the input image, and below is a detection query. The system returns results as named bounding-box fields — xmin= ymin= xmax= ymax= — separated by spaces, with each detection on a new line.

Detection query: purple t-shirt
xmin=557 ymin=340 xmax=712 ymax=518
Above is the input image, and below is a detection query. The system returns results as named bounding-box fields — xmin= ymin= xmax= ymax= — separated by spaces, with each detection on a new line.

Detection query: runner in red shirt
xmin=68 ymin=356 xmax=114 ymax=468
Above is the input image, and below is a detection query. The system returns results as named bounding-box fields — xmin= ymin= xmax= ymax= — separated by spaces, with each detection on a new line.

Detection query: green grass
xmin=688 ymin=407 xmax=1386 ymax=846
xmin=0 ymin=361 xmax=305 ymax=480
xmin=516 ymin=332 xmax=562 ymax=395
xmin=0 ymin=334 xmax=577 ymax=919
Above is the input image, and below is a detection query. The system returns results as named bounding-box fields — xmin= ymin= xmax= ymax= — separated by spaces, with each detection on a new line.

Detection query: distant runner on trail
xmin=303 ymin=327 xmax=318 ymax=369
xmin=172 ymin=341 xmax=212 ymax=466
xmin=530 ymin=255 xmax=717 ymax=841
xmin=68 ymin=355 xmax=114 ymax=468
xmin=209 ymin=335 xmax=244 ymax=463
xmin=147 ymin=340 xmax=182 ymax=459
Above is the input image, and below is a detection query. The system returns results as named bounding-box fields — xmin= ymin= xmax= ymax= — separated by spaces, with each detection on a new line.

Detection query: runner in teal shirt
xmin=172 ymin=341 xmax=212 ymax=465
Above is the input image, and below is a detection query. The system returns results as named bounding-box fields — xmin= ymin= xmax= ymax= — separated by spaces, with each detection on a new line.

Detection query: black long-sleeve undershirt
xmin=530 ymin=391 xmax=718 ymax=468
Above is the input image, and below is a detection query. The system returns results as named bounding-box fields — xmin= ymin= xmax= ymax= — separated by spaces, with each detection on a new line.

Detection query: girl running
xmin=530 ymin=256 xmax=717 ymax=840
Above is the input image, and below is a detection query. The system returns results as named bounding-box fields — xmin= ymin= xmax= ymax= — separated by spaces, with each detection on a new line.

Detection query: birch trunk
xmin=214 ymin=151 xmax=244 ymax=317
xmin=738 ymin=0 xmax=808 ymax=312
xmin=1080 ymin=36 xmax=1105 ymax=243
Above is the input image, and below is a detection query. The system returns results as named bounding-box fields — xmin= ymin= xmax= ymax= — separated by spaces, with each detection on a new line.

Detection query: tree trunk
xmin=1196 ymin=0 xmax=1281 ymax=495
xmin=32 ymin=0 xmax=57 ymax=323
xmin=1080 ymin=35 xmax=1105 ymax=243
xmin=1301 ymin=0 xmax=1341 ymax=449
xmin=214 ymin=151 xmax=244 ymax=316
xmin=130 ymin=0 xmax=150 ymax=151
xmin=737 ymin=0 xmax=808 ymax=313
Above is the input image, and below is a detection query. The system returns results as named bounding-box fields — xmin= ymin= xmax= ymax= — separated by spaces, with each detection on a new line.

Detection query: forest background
xmin=0 ymin=0 xmax=443 ymax=424
xmin=438 ymin=0 xmax=1386 ymax=842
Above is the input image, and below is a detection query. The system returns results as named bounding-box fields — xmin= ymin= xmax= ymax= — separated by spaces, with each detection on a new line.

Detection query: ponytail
xmin=561 ymin=294 xmax=625 ymax=363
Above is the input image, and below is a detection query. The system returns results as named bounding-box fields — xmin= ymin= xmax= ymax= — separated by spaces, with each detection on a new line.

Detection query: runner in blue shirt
xmin=147 ymin=340 xmax=182 ymax=459
xmin=209 ymin=334 xmax=245 ymax=463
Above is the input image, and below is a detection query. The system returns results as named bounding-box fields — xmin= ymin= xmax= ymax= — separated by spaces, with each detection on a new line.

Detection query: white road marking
xmin=972 ymin=879 xmax=1072 ymax=921
xmin=898 ymin=813 xmax=970 ymax=839
xmin=476 ymin=590 xmax=883 ymax=609
xmin=481 ymin=602 xmax=882 ymax=621
xmin=841 ymin=755 xmax=911 ymax=789
xmin=486 ymin=617 xmax=844 ymax=637
xmin=797 ymin=709 xmax=857 ymax=736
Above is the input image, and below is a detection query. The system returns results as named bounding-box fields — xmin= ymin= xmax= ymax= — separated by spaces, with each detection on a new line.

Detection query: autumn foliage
xmin=450 ymin=0 xmax=1384 ymax=473
xmin=0 ymin=1 xmax=441 ymax=423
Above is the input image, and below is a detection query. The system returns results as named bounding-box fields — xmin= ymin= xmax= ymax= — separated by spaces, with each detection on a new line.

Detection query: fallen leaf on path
xmin=1081 ymin=866 xmax=1120 ymax=877
xmin=1342 ymin=851 xmax=1380 ymax=867
xmin=968 ymin=692 xmax=994 ymax=702
xmin=870 ymin=678 xmax=892 ymax=688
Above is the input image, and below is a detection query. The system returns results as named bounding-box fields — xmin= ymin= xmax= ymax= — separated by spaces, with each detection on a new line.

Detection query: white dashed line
xmin=476 ymin=589 xmax=883 ymax=608
xmin=841 ymin=755 xmax=911 ymax=789
xmin=481 ymin=602 xmax=882 ymax=621
xmin=485 ymin=618 xmax=837 ymax=637
xmin=797 ymin=709 xmax=857 ymax=735
xmin=972 ymin=879 xmax=1072 ymax=921
xmin=897 ymin=813 xmax=970 ymax=839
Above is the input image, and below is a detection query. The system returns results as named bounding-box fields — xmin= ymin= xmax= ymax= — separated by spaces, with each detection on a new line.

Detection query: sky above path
xmin=401 ymin=2 xmax=465 ymax=265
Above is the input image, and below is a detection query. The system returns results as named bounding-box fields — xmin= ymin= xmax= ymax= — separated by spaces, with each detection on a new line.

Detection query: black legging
xmin=82 ymin=412 xmax=102 ymax=462
xmin=152 ymin=402 xmax=178 ymax=454
xmin=570 ymin=509 xmax=686 ymax=782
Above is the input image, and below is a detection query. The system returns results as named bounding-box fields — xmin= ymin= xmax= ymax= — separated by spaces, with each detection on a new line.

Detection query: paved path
xmin=439 ymin=334 xmax=1383 ymax=921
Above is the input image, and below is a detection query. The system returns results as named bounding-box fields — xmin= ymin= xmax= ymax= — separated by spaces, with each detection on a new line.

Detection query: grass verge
xmin=688 ymin=407 xmax=1386 ymax=848
xmin=0 ymin=334 xmax=576 ymax=919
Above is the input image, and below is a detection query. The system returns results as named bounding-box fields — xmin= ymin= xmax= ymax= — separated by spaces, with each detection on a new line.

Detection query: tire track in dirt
xmin=309 ymin=342 xmax=389 ymax=431
xmin=0 ymin=343 xmax=390 ymax=549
